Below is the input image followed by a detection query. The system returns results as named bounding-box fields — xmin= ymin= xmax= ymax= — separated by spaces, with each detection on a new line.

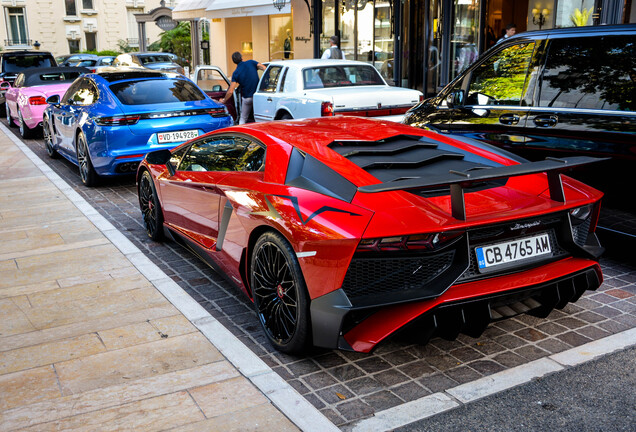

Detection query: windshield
xmin=110 ymin=78 xmax=206 ymax=105
xmin=139 ymin=55 xmax=173 ymax=65
xmin=303 ymin=65 xmax=384 ymax=89
xmin=3 ymin=55 xmax=55 ymax=73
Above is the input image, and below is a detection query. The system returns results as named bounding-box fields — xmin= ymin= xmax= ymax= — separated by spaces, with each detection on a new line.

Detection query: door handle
xmin=499 ymin=114 xmax=520 ymax=125
xmin=267 ymin=98 xmax=273 ymax=102
xmin=534 ymin=115 xmax=558 ymax=127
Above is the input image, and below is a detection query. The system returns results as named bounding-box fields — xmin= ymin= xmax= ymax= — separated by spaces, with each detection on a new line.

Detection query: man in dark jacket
xmin=218 ymin=52 xmax=266 ymax=124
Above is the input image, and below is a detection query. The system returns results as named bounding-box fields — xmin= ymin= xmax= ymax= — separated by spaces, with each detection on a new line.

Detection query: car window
xmin=303 ymin=65 xmax=384 ymax=89
xmin=76 ymin=60 xmax=97 ymax=67
xmin=2 ymin=54 xmax=55 ymax=73
xmin=140 ymin=55 xmax=172 ymax=65
xmin=110 ymin=79 xmax=206 ymax=105
xmin=539 ymin=35 xmax=635 ymax=111
xmin=259 ymin=66 xmax=283 ymax=93
xmin=25 ymin=71 xmax=84 ymax=87
xmin=67 ymin=79 xmax=98 ymax=106
xmin=197 ymin=69 xmax=229 ymax=92
xmin=178 ymin=136 xmax=265 ymax=172
xmin=466 ymin=42 xmax=535 ymax=106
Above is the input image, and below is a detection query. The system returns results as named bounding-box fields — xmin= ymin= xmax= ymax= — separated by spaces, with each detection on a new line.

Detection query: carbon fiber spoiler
xmin=357 ymin=156 xmax=607 ymax=220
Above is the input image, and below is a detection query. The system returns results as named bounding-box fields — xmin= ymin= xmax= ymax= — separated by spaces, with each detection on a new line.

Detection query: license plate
xmin=476 ymin=233 xmax=551 ymax=271
xmin=157 ymin=129 xmax=199 ymax=144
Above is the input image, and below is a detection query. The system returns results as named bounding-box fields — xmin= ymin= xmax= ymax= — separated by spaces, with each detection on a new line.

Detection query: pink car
xmin=3 ymin=66 xmax=88 ymax=138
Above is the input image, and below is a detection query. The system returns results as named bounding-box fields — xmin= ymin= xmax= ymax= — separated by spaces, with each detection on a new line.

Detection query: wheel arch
xmin=274 ymin=108 xmax=293 ymax=120
xmin=241 ymin=224 xmax=295 ymax=300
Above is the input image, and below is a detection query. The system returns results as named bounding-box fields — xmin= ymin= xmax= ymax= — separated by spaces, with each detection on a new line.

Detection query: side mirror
xmin=46 ymin=94 xmax=60 ymax=105
xmin=0 ymin=81 xmax=11 ymax=91
xmin=145 ymin=149 xmax=175 ymax=176
xmin=445 ymin=89 xmax=464 ymax=108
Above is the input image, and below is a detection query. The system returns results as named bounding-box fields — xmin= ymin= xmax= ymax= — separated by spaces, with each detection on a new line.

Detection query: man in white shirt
xmin=321 ymin=35 xmax=345 ymax=59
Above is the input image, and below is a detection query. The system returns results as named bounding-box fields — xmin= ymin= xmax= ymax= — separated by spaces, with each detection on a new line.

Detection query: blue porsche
xmin=43 ymin=69 xmax=233 ymax=186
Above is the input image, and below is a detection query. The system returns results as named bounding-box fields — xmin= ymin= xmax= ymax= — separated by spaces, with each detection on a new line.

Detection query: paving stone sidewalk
xmin=0 ymin=128 xmax=299 ymax=430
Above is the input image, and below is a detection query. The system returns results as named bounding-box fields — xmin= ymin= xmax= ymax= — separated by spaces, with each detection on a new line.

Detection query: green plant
xmin=157 ymin=21 xmax=191 ymax=66
xmin=571 ymin=7 xmax=592 ymax=26
xmin=117 ymin=39 xmax=138 ymax=53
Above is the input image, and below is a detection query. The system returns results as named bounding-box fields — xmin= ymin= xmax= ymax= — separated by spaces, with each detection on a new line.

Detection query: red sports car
xmin=137 ymin=117 xmax=604 ymax=354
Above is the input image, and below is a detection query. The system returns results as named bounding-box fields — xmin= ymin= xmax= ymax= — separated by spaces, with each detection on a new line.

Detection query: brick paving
xmin=16 ymin=128 xmax=636 ymax=428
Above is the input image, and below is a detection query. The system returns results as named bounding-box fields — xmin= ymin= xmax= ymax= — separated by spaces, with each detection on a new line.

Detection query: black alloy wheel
xmin=42 ymin=116 xmax=58 ymax=158
xmin=76 ymin=132 xmax=98 ymax=187
xmin=18 ymin=110 xmax=34 ymax=139
xmin=251 ymin=231 xmax=310 ymax=354
xmin=138 ymin=170 xmax=164 ymax=241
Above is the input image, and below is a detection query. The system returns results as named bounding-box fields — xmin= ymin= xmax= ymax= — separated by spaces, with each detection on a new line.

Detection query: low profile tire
xmin=251 ymin=231 xmax=311 ymax=354
xmin=138 ymin=170 xmax=164 ymax=241
xmin=76 ymin=132 xmax=98 ymax=187
xmin=42 ymin=116 xmax=58 ymax=159
xmin=18 ymin=110 xmax=34 ymax=139
xmin=5 ymin=103 xmax=15 ymax=128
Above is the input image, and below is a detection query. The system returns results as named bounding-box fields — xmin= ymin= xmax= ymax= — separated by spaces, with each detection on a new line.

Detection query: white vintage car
xmin=253 ymin=59 xmax=422 ymax=122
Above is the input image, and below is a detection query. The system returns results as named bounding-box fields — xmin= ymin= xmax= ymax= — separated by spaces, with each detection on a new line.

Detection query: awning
xmin=205 ymin=0 xmax=291 ymax=18
xmin=173 ymin=0 xmax=211 ymax=12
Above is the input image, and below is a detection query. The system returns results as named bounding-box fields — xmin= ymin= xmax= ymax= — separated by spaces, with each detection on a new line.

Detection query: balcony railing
xmin=5 ymin=39 xmax=32 ymax=47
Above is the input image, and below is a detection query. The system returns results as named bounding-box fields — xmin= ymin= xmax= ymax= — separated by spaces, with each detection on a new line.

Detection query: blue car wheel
xmin=77 ymin=132 xmax=98 ymax=187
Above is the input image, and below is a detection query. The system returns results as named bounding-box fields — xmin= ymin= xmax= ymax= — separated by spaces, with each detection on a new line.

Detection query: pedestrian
xmin=218 ymin=51 xmax=266 ymax=125
xmin=321 ymin=35 xmax=345 ymax=59
xmin=496 ymin=23 xmax=517 ymax=44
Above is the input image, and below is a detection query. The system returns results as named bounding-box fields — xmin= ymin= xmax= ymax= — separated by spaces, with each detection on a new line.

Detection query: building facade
xmin=0 ymin=0 xmax=177 ymax=56
xmin=174 ymin=0 xmax=635 ymax=96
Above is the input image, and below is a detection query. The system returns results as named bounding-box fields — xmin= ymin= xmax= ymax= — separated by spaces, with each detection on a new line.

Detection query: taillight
xmin=356 ymin=231 xmax=463 ymax=253
xmin=321 ymin=101 xmax=334 ymax=116
xmin=205 ymin=107 xmax=228 ymax=117
xmin=95 ymin=115 xmax=140 ymax=126
xmin=419 ymin=94 xmax=424 ymax=102
xmin=29 ymin=96 xmax=47 ymax=105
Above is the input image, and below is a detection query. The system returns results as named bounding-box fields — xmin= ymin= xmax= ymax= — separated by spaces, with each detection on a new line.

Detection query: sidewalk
xmin=0 ymin=129 xmax=301 ymax=430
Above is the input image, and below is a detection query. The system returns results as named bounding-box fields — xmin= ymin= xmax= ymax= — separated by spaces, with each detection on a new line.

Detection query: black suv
xmin=403 ymin=24 xmax=636 ymax=240
xmin=0 ymin=50 xmax=57 ymax=113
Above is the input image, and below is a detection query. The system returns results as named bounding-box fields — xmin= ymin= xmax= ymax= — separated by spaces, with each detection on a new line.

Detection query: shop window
xmin=269 ymin=15 xmax=293 ymax=60
xmin=466 ymin=42 xmax=535 ymax=106
xmin=539 ymin=36 xmax=635 ymax=111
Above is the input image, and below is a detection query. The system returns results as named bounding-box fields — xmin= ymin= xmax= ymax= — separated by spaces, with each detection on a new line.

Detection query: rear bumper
xmin=310 ymin=257 xmax=602 ymax=352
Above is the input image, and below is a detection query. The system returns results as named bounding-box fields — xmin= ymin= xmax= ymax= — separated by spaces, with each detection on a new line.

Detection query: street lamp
xmin=273 ymin=0 xmax=286 ymax=11
xmin=33 ymin=40 xmax=41 ymax=50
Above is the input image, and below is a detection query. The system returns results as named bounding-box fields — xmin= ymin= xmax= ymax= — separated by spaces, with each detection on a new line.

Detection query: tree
xmin=157 ymin=21 xmax=191 ymax=67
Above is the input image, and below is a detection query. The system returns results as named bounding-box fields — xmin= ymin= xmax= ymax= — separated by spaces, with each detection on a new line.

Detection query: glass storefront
xmin=269 ymin=14 xmax=294 ymax=60
xmin=320 ymin=0 xmax=395 ymax=81
xmin=316 ymin=0 xmax=632 ymax=96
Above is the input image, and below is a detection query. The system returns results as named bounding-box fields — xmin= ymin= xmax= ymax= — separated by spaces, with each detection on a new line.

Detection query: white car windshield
xmin=303 ymin=65 xmax=384 ymax=89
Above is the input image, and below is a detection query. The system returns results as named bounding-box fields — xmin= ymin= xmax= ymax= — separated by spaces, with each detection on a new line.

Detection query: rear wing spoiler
xmin=357 ymin=156 xmax=607 ymax=220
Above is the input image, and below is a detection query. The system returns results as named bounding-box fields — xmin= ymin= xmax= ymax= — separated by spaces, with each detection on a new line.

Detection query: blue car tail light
xmin=96 ymin=108 xmax=228 ymax=127
xmin=95 ymin=115 xmax=141 ymax=126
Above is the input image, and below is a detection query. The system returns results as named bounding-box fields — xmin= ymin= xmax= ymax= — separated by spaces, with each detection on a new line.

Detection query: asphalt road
xmin=395 ymin=346 xmax=636 ymax=432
